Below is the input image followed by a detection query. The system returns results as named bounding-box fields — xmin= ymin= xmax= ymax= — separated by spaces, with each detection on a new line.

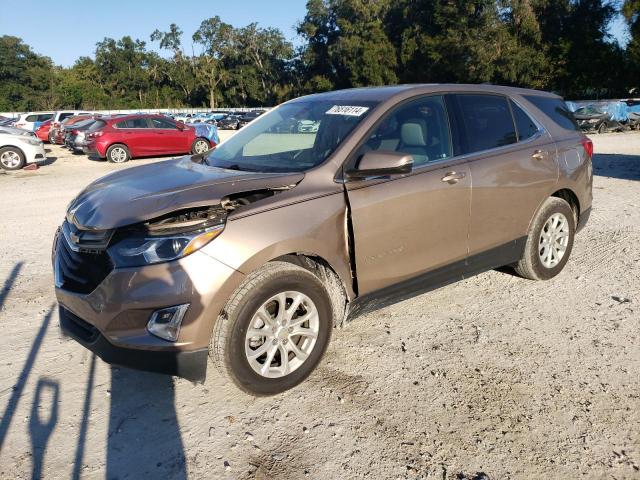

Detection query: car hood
xmin=67 ymin=156 xmax=304 ymax=230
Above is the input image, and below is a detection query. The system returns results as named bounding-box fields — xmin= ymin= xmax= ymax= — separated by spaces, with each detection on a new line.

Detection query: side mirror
xmin=346 ymin=151 xmax=413 ymax=179
xmin=176 ymin=122 xmax=185 ymax=130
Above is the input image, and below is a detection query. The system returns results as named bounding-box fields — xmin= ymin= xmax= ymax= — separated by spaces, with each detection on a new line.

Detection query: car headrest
xmin=400 ymin=119 xmax=427 ymax=147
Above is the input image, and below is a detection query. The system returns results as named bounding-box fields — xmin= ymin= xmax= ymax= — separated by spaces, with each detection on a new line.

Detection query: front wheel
xmin=210 ymin=261 xmax=333 ymax=395
xmin=515 ymin=197 xmax=575 ymax=281
xmin=0 ymin=147 xmax=26 ymax=170
xmin=191 ymin=138 xmax=210 ymax=154
xmin=106 ymin=144 xmax=130 ymax=163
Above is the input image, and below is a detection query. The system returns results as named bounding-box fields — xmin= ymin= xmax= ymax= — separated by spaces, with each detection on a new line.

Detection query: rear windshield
xmin=87 ymin=120 xmax=106 ymax=131
xmin=523 ymin=95 xmax=579 ymax=131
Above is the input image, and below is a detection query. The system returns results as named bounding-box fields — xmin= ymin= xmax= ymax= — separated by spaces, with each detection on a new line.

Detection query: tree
xmin=192 ymin=16 xmax=237 ymax=108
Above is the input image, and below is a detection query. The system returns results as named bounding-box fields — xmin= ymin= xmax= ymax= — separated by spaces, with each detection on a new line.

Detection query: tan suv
xmin=54 ymin=84 xmax=593 ymax=395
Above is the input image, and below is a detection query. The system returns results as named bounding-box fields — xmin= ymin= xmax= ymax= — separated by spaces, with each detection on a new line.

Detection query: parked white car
xmin=0 ymin=126 xmax=37 ymax=137
xmin=0 ymin=133 xmax=46 ymax=170
xmin=14 ymin=112 xmax=54 ymax=131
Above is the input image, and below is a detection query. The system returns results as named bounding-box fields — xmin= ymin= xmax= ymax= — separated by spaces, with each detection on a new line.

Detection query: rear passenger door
xmin=114 ymin=118 xmax=155 ymax=156
xmin=449 ymin=93 xmax=559 ymax=261
xmin=149 ymin=117 xmax=190 ymax=154
xmin=345 ymin=95 xmax=472 ymax=295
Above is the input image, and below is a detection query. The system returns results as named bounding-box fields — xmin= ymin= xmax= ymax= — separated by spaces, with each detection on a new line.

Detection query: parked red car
xmin=83 ymin=114 xmax=213 ymax=162
xmin=35 ymin=120 xmax=52 ymax=142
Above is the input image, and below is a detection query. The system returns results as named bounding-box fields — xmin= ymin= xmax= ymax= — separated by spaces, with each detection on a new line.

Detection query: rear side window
xmin=88 ymin=120 xmax=106 ymax=131
xmin=150 ymin=117 xmax=177 ymax=129
xmin=455 ymin=94 xmax=517 ymax=153
xmin=116 ymin=118 xmax=149 ymax=128
xmin=523 ymin=95 xmax=578 ymax=131
xmin=510 ymin=100 xmax=539 ymax=141
xmin=39 ymin=114 xmax=53 ymax=122
xmin=59 ymin=112 xmax=74 ymax=121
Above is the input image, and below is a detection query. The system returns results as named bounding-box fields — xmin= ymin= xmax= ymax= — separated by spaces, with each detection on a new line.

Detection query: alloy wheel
xmin=244 ymin=291 xmax=320 ymax=378
xmin=539 ymin=212 xmax=570 ymax=268
xmin=194 ymin=140 xmax=209 ymax=154
xmin=0 ymin=150 xmax=21 ymax=169
xmin=110 ymin=147 xmax=127 ymax=163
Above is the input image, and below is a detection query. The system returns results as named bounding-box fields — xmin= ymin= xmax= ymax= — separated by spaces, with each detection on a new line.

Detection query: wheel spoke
xmin=278 ymin=345 xmax=290 ymax=374
xmin=285 ymin=293 xmax=303 ymax=321
xmin=260 ymin=345 xmax=278 ymax=375
xmin=288 ymin=340 xmax=308 ymax=361
xmin=290 ymin=327 xmax=318 ymax=339
xmin=247 ymin=342 xmax=270 ymax=359
xmin=247 ymin=328 xmax=272 ymax=339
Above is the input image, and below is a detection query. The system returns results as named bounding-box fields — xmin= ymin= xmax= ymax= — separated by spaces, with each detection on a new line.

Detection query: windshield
xmin=577 ymin=106 xmax=604 ymax=115
xmin=204 ymin=100 xmax=377 ymax=172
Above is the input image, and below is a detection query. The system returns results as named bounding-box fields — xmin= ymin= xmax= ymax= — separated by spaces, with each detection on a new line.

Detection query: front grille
xmin=56 ymin=233 xmax=114 ymax=294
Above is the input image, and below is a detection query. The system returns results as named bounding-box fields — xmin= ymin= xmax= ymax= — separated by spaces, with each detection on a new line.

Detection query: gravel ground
xmin=0 ymin=132 xmax=638 ymax=480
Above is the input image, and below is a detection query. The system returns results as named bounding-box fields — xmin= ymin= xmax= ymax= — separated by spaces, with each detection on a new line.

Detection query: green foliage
xmin=0 ymin=3 xmax=638 ymax=111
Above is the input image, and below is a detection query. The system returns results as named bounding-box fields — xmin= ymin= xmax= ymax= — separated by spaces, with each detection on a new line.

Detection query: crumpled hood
xmin=67 ymin=156 xmax=304 ymax=230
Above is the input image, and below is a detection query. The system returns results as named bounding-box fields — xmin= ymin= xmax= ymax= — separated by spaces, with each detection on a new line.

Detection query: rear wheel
xmin=106 ymin=144 xmax=130 ymax=163
xmin=210 ymin=262 xmax=333 ymax=395
xmin=515 ymin=197 xmax=575 ymax=281
xmin=0 ymin=147 xmax=26 ymax=170
xmin=191 ymin=138 xmax=210 ymax=154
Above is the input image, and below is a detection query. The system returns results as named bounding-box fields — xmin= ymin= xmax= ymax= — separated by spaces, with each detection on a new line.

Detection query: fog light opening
xmin=147 ymin=304 xmax=190 ymax=342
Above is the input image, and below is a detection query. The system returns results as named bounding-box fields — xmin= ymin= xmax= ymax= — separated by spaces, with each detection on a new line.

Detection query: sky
xmin=0 ymin=0 xmax=631 ymax=67
xmin=0 ymin=0 xmax=309 ymax=67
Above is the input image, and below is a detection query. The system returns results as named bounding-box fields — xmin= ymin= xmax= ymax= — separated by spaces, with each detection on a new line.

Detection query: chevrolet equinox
xmin=54 ymin=85 xmax=593 ymax=395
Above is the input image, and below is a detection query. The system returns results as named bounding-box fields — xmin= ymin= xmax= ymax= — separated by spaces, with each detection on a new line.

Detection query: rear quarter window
xmin=523 ymin=95 xmax=579 ymax=131
xmin=510 ymin=100 xmax=539 ymax=141
xmin=25 ymin=115 xmax=39 ymax=122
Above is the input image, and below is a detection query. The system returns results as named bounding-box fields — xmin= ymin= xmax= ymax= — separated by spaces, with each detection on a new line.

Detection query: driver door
xmin=345 ymin=95 xmax=472 ymax=295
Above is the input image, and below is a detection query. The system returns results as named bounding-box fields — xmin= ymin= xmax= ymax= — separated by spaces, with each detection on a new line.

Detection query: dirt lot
xmin=0 ymin=132 xmax=638 ymax=480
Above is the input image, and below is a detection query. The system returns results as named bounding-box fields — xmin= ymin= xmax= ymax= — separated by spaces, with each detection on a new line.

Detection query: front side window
xmin=204 ymin=100 xmax=377 ymax=173
xmin=39 ymin=114 xmax=53 ymax=122
xmin=510 ymin=100 xmax=539 ymax=141
xmin=354 ymin=95 xmax=453 ymax=167
xmin=25 ymin=115 xmax=38 ymax=122
xmin=455 ymin=94 xmax=517 ymax=154
xmin=150 ymin=117 xmax=177 ymax=129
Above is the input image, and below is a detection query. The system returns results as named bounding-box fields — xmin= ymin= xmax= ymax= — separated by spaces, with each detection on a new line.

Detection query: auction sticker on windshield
xmin=326 ymin=105 xmax=369 ymax=116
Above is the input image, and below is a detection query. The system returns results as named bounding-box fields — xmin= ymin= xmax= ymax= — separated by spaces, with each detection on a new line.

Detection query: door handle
xmin=532 ymin=149 xmax=546 ymax=160
xmin=441 ymin=171 xmax=466 ymax=184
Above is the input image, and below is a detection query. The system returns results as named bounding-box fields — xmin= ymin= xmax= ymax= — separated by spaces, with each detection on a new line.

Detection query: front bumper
xmin=23 ymin=142 xmax=46 ymax=165
xmin=60 ymin=306 xmax=209 ymax=381
xmin=54 ymin=237 xmax=245 ymax=381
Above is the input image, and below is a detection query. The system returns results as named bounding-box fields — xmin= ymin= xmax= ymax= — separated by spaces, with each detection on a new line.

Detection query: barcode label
xmin=325 ymin=105 xmax=369 ymax=117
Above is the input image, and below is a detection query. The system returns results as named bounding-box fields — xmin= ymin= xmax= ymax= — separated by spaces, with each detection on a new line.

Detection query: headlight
xmin=23 ymin=138 xmax=42 ymax=146
xmin=588 ymin=118 xmax=600 ymax=123
xmin=108 ymin=226 xmax=224 ymax=268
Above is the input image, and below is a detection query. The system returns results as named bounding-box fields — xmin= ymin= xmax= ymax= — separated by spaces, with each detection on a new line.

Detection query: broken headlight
xmin=108 ymin=206 xmax=226 ymax=268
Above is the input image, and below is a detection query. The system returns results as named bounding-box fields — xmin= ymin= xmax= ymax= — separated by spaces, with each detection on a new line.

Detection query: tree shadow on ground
xmin=592 ymin=153 xmax=640 ymax=181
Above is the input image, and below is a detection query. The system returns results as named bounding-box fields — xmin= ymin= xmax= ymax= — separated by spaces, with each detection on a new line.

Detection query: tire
xmin=0 ymin=147 xmax=26 ymax=170
xmin=210 ymin=261 xmax=333 ymax=396
xmin=48 ymin=132 xmax=55 ymax=144
xmin=106 ymin=144 xmax=130 ymax=163
xmin=597 ymin=122 xmax=608 ymax=134
xmin=515 ymin=197 xmax=575 ymax=281
xmin=191 ymin=138 xmax=210 ymax=155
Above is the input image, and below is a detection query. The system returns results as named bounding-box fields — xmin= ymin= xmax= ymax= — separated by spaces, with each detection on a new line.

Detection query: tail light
xmin=53 ymin=122 xmax=60 ymax=128
xmin=581 ymin=138 xmax=593 ymax=159
xmin=88 ymin=130 xmax=104 ymax=138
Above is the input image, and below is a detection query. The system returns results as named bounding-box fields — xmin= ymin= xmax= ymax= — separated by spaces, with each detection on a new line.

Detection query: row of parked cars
xmin=0 ymin=110 xmax=225 ymax=169
xmin=169 ymin=110 xmax=266 ymax=129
